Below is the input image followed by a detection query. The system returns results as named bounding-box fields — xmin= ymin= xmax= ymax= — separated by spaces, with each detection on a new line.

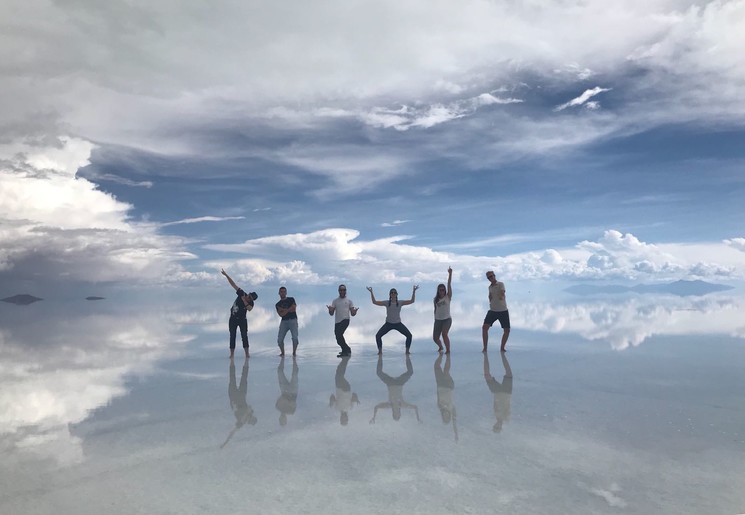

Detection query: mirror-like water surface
xmin=1 ymin=292 xmax=744 ymax=514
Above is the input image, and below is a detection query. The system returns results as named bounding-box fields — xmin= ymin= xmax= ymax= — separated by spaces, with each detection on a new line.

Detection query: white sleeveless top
xmin=434 ymin=296 xmax=451 ymax=320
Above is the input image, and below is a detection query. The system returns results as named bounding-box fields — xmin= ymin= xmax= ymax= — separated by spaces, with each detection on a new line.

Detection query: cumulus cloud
xmin=0 ymin=138 xmax=193 ymax=284
xmin=202 ymin=228 xmax=745 ymax=286
xmin=725 ymin=238 xmax=745 ymax=252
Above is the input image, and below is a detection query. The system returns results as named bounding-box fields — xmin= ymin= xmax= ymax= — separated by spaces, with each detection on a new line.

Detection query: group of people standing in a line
xmin=222 ymin=350 xmax=513 ymax=446
xmin=220 ymin=267 xmax=511 ymax=360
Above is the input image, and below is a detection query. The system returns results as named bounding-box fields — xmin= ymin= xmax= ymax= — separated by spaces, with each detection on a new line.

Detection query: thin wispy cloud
xmin=554 ymin=87 xmax=612 ymax=112
xmin=161 ymin=216 xmax=246 ymax=227
xmin=381 ymin=220 xmax=410 ymax=227
xmin=91 ymin=173 xmax=153 ymax=188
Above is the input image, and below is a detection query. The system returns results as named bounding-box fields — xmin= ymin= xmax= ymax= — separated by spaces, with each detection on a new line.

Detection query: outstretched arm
xmin=401 ymin=285 xmax=419 ymax=306
xmin=367 ymin=287 xmax=386 ymax=306
xmin=447 ymin=267 xmax=453 ymax=299
xmin=221 ymin=268 xmax=240 ymax=291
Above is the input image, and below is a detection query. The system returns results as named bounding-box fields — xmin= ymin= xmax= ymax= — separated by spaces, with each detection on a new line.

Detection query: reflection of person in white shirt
xmin=370 ymin=355 xmax=420 ymax=423
xmin=329 ymin=356 xmax=359 ymax=426
xmin=434 ymin=353 xmax=458 ymax=441
xmin=275 ymin=357 xmax=299 ymax=426
xmin=484 ymin=352 xmax=512 ymax=433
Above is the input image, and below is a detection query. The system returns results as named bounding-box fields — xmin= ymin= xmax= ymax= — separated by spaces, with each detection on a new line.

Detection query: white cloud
xmin=382 ymin=220 xmax=410 ymax=227
xmin=725 ymin=237 xmax=745 ymax=252
xmin=201 ymin=228 xmax=745 ymax=286
xmin=0 ymin=310 xmax=192 ymax=466
xmin=554 ymin=87 xmax=612 ymax=111
xmin=161 ymin=216 xmax=245 ymax=227
xmin=0 ymin=138 xmax=193 ymax=283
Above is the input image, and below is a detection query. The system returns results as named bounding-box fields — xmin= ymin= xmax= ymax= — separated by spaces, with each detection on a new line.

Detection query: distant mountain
xmin=1 ymin=294 xmax=43 ymax=305
xmin=86 ymin=296 xmax=105 ymax=301
xmin=565 ymin=280 xmax=734 ymax=297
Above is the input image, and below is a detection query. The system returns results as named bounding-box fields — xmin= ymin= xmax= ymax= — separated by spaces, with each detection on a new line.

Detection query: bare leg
xmin=442 ymin=328 xmax=451 ymax=354
xmin=482 ymin=324 xmax=489 ymax=352
xmin=500 ymin=328 xmax=510 ymax=352
xmin=433 ymin=327 xmax=444 ymax=352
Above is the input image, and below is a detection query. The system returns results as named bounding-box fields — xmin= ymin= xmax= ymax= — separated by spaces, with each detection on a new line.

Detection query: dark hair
xmin=388 ymin=289 xmax=398 ymax=307
xmin=434 ymin=283 xmax=446 ymax=305
xmin=249 ymin=291 xmax=258 ymax=300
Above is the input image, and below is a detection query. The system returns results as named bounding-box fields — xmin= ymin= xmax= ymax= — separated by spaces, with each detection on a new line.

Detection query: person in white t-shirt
xmin=327 ymin=284 xmax=359 ymax=357
xmin=433 ymin=267 xmax=453 ymax=354
xmin=482 ymin=270 xmax=510 ymax=352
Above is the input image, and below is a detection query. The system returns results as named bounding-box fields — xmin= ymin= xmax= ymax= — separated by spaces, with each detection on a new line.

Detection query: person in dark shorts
xmin=482 ymin=270 xmax=510 ymax=352
xmin=275 ymin=286 xmax=298 ymax=357
xmin=221 ymin=268 xmax=257 ymax=359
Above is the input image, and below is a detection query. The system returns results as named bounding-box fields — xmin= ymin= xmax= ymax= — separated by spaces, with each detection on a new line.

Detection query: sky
xmin=1 ymin=0 xmax=744 ymax=293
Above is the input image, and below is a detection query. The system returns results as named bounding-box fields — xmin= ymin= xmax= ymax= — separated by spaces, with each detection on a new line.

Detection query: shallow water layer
xmin=1 ymin=292 xmax=744 ymax=514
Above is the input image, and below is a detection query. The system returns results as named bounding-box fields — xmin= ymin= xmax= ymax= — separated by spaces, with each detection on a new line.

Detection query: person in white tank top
xmin=433 ymin=267 xmax=453 ymax=353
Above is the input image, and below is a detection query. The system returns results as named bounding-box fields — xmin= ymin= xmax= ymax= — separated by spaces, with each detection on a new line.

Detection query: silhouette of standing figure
xmin=329 ymin=356 xmax=359 ymax=426
xmin=370 ymin=355 xmax=420 ymax=423
xmin=276 ymin=357 xmax=299 ymax=426
xmin=484 ymin=352 xmax=513 ymax=433
xmin=221 ymin=359 xmax=257 ymax=448
xmin=434 ymin=353 xmax=458 ymax=441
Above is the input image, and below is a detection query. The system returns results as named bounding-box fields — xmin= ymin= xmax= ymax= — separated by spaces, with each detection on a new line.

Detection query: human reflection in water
xmin=370 ymin=355 xmax=421 ymax=423
xmin=276 ymin=357 xmax=299 ymax=426
xmin=434 ymin=353 xmax=458 ymax=441
xmin=329 ymin=356 xmax=360 ymax=426
xmin=484 ymin=352 xmax=512 ymax=433
xmin=221 ymin=358 xmax=257 ymax=449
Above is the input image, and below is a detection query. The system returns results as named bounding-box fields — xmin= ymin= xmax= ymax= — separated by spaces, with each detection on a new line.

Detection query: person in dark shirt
xmin=221 ymin=269 xmax=257 ymax=359
xmin=275 ymin=286 xmax=298 ymax=356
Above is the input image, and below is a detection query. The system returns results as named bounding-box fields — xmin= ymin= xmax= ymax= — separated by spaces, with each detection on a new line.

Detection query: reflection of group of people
xmin=221 ymin=267 xmax=511 ymax=357
xmin=222 ymin=352 xmax=514 ymax=446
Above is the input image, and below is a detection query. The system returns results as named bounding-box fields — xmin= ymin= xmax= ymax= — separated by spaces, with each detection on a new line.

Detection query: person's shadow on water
xmin=329 ymin=356 xmax=359 ymax=426
xmin=484 ymin=352 xmax=512 ymax=433
xmin=276 ymin=357 xmax=299 ymax=427
xmin=221 ymin=358 xmax=257 ymax=449
xmin=370 ymin=355 xmax=421 ymax=424
xmin=434 ymin=353 xmax=458 ymax=441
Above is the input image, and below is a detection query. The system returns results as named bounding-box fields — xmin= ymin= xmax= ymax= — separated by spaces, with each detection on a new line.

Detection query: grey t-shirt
xmin=385 ymin=302 xmax=402 ymax=324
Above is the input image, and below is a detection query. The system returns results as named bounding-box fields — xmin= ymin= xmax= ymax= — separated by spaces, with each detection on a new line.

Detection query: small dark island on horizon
xmin=1 ymin=294 xmax=43 ymax=305
xmin=565 ymin=279 xmax=734 ymax=297
xmin=86 ymin=296 xmax=106 ymax=301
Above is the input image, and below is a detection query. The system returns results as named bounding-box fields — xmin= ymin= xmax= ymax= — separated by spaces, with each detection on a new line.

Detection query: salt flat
xmin=1 ymin=292 xmax=744 ymax=514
